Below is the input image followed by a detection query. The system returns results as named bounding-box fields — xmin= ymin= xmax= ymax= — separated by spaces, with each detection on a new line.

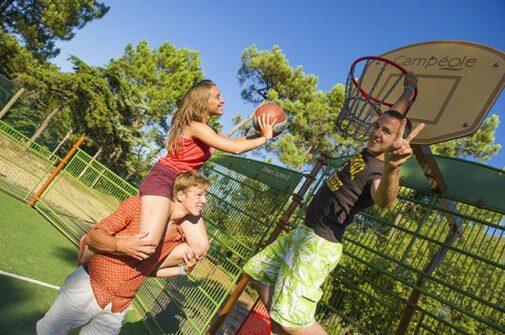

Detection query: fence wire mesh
xmin=304 ymin=157 xmax=504 ymax=335
xmin=0 ymin=118 xmax=503 ymax=335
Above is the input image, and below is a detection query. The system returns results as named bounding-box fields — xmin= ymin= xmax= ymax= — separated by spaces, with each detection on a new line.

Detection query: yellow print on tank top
xmin=349 ymin=154 xmax=365 ymax=180
xmin=327 ymin=155 xmax=366 ymax=192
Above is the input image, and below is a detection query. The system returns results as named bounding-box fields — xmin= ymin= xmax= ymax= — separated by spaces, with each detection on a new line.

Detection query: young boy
xmin=36 ymin=172 xmax=211 ymax=335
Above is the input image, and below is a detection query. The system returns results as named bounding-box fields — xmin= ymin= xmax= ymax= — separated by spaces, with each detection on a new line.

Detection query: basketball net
xmin=337 ymin=56 xmax=417 ymax=142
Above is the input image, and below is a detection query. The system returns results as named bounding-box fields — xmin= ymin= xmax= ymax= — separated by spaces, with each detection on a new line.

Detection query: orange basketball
xmin=252 ymin=103 xmax=287 ymax=137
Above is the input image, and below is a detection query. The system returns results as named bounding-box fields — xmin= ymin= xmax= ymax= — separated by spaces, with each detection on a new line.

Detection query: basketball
xmin=252 ymin=103 xmax=287 ymax=137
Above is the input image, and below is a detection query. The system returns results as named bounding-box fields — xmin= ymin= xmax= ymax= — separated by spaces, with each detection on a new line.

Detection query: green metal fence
xmin=135 ymin=155 xmax=303 ymax=334
xmin=0 ymin=119 xmax=61 ymax=201
xmin=0 ymin=119 xmax=303 ymax=334
xmin=304 ymin=156 xmax=504 ymax=335
xmin=0 ymin=116 xmax=503 ymax=334
xmin=34 ymin=148 xmax=138 ymax=244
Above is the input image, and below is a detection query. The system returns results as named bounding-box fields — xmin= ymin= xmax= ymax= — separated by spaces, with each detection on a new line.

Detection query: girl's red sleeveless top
xmin=158 ymin=137 xmax=212 ymax=173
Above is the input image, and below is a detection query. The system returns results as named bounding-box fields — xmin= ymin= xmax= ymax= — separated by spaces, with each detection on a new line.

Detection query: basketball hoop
xmin=337 ymin=56 xmax=418 ymax=141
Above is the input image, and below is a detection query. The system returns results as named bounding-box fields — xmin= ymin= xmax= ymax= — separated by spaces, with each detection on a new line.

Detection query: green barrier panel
xmin=330 ymin=155 xmax=505 ymax=213
xmin=210 ymin=153 xmax=303 ymax=194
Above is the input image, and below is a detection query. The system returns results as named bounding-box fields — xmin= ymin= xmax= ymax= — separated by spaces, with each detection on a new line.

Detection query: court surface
xmin=0 ymin=191 xmax=147 ymax=335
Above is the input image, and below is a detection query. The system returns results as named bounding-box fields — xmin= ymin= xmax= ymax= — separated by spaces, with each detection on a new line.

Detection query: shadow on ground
xmin=0 ymin=276 xmax=56 ymax=334
xmin=51 ymin=245 xmax=79 ymax=267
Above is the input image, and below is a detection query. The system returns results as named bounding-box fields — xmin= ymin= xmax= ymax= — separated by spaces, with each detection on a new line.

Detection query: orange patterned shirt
xmin=86 ymin=195 xmax=184 ymax=312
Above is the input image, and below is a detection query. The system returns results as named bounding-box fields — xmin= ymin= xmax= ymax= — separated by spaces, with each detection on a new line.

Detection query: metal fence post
xmin=27 ymin=136 xmax=86 ymax=207
xmin=206 ymin=152 xmax=329 ymax=335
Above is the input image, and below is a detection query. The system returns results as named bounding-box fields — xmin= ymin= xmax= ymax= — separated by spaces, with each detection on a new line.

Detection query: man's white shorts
xmin=36 ymin=266 xmax=130 ymax=335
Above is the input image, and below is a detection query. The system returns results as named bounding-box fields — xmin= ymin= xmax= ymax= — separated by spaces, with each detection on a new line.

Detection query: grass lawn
xmin=0 ymin=191 xmax=146 ymax=334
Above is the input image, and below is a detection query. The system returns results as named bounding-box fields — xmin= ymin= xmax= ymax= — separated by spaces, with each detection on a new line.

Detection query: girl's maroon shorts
xmin=139 ymin=162 xmax=177 ymax=199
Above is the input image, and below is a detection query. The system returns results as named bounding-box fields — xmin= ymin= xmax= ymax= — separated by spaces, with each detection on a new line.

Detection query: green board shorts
xmin=243 ymin=225 xmax=342 ymax=329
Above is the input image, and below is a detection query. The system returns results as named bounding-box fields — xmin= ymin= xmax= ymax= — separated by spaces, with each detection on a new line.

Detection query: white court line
xmin=0 ymin=270 xmax=60 ymax=290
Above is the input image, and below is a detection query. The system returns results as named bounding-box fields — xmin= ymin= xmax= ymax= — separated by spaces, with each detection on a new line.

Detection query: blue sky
xmin=52 ymin=0 xmax=505 ymax=169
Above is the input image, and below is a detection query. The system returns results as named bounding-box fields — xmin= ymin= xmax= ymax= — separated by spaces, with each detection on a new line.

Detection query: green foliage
xmin=107 ymin=41 xmax=202 ymax=130
xmin=239 ymin=45 xmax=318 ymax=104
xmin=2 ymin=37 xmax=203 ymax=183
xmin=0 ymin=32 xmax=45 ymax=76
xmin=0 ymin=0 xmax=109 ymax=60
xmin=431 ymin=114 xmax=501 ymax=162
xmin=99 ymin=41 xmax=204 ymax=181
xmin=3 ymin=100 xmax=72 ymax=150
xmin=103 ymin=40 xmax=203 ymax=181
xmin=238 ymin=45 xmax=502 ymax=168
xmin=2 ymin=43 xmax=76 ymax=151
xmin=238 ymin=45 xmax=361 ymax=169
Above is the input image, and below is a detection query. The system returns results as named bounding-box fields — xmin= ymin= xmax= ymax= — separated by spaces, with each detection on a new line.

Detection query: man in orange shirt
xmin=36 ymin=172 xmax=210 ymax=335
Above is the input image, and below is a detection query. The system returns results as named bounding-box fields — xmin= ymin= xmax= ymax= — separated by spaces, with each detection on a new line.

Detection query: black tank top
xmin=304 ymin=149 xmax=384 ymax=243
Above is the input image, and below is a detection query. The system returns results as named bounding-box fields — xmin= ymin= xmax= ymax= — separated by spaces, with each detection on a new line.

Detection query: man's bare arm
xmin=154 ymin=266 xmax=183 ymax=278
xmin=153 ymin=255 xmax=199 ymax=278
xmin=87 ymin=228 xmax=157 ymax=260
xmin=390 ymin=72 xmax=417 ymax=114
xmin=370 ymin=168 xmax=400 ymax=209
xmin=371 ymin=121 xmax=425 ymax=209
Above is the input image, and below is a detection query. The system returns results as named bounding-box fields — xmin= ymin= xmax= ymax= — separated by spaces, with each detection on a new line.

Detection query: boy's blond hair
xmin=173 ymin=172 xmax=211 ymax=194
